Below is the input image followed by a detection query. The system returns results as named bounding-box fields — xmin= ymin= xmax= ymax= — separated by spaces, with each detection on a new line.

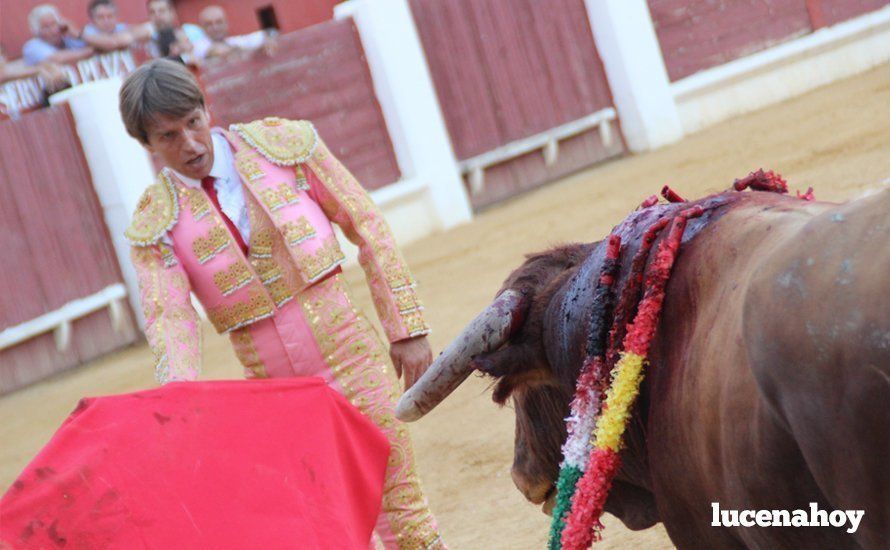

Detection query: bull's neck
xmin=617 ymin=378 xmax=654 ymax=491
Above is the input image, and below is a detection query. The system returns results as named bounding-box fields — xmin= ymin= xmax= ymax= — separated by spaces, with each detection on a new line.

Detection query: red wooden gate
xmin=0 ymin=105 xmax=137 ymax=394
xmin=411 ymin=0 xmax=626 ymax=209
xmin=648 ymin=0 xmax=889 ymax=81
xmin=809 ymin=0 xmax=889 ymax=27
xmin=199 ymin=19 xmax=401 ymax=190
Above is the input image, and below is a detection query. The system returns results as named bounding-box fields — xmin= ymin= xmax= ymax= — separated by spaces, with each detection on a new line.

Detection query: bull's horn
xmin=395 ymin=289 xmax=528 ymax=422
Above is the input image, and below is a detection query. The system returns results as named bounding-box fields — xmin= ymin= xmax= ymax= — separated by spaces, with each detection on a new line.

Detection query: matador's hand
xmin=389 ymin=336 xmax=433 ymax=392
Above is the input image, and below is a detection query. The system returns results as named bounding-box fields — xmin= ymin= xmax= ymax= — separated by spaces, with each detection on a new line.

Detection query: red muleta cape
xmin=0 ymin=378 xmax=389 ymax=549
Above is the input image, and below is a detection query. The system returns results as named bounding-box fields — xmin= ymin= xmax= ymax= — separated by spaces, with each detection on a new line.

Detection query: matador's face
xmin=145 ymin=107 xmax=214 ymax=180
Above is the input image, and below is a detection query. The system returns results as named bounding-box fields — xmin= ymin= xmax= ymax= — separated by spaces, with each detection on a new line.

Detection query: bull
xmin=398 ymin=185 xmax=889 ymax=548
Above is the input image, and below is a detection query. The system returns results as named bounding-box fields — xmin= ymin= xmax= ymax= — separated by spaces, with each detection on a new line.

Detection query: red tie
xmin=201 ymin=176 xmax=248 ymax=255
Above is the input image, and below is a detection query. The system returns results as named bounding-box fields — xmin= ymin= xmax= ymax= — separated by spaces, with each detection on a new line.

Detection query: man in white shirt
xmin=22 ymin=4 xmax=94 ymax=66
xmin=82 ymin=0 xmax=153 ymax=53
xmin=196 ymin=5 xmax=276 ymax=62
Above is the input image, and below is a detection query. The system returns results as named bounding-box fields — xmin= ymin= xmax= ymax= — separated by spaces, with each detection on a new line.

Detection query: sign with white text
xmin=0 ymin=50 xmax=137 ymax=119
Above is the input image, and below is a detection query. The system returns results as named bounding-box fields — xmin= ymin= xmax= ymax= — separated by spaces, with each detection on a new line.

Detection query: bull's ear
xmin=492 ymin=369 xmax=559 ymax=404
xmin=471 ymin=345 xmax=533 ymax=378
xmin=492 ymin=378 xmax=516 ymax=404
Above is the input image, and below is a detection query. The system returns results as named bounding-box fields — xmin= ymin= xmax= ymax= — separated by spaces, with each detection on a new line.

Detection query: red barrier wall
xmin=649 ymin=0 xmax=812 ymax=82
xmin=814 ymin=0 xmax=889 ymax=26
xmin=411 ymin=0 xmax=625 ymax=209
xmin=200 ymin=19 xmax=401 ymax=190
xmin=0 ymin=105 xmax=137 ymax=393
xmin=649 ymin=0 xmax=889 ymax=81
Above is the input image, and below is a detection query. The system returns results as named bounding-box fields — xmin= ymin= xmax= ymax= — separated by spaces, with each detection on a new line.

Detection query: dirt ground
xmin=2 ymin=64 xmax=888 ymax=548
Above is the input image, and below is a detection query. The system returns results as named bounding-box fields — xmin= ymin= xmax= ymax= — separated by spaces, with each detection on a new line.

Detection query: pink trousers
xmin=229 ymin=274 xmax=443 ymax=549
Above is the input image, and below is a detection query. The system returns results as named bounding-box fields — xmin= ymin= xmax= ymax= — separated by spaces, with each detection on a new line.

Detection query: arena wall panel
xmin=672 ymin=4 xmax=890 ymax=135
xmin=649 ymin=0 xmax=890 ymax=82
xmin=410 ymin=0 xmax=625 ymax=210
xmin=199 ymin=19 xmax=401 ymax=190
xmin=813 ymin=0 xmax=890 ymax=26
xmin=648 ymin=0 xmax=813 ymax=82
xmin=0 ymin=106 xmax=137 ymax=393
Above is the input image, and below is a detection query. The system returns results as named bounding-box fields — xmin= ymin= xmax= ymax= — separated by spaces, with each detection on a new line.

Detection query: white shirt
xmin=225 ymin=31 xmax=268 ymax=51
xmin=192 ymin=31 xmax=268 ymax=60
xmin=171 ymin=132 xmax=251 ymax=242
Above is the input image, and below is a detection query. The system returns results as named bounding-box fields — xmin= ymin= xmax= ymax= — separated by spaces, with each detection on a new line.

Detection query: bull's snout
xmin=510 ymin=466 xmax=554 ymax=506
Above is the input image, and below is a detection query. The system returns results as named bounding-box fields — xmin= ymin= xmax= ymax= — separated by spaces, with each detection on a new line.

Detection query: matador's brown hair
xmin=119 ymin=58 xmax=205 ymax=144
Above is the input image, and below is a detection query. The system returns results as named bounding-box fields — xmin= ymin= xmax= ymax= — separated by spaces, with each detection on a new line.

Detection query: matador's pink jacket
xmin=125 ymin=118 xmax=429 ymax=384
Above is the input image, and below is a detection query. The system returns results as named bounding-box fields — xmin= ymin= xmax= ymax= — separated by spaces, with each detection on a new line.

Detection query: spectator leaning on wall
xmin=0 ymin=45 xmax=68 ymax=92
xmin=1 ymin=46 xmax=41 ymax=83
xmin=196 ymin=5 xmax=277 ymax=62
xmin=82 ymin=0 xmax=153 ymax=53
xmin=1 ymin=45 xmax=71 ymax=108
xmin=22 ymin=4 xmax=94 ymax=66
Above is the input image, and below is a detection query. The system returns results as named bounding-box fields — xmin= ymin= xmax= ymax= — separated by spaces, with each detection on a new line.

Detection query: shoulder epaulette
xmin=230 ymin=117 xmax=318 ymax=166
xmin=124 ymin=171 xmax=179 ymax=246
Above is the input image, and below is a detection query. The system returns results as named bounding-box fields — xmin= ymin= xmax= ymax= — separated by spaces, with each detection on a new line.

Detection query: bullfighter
xmin=120 ymin=59 xmax=443 ymax=549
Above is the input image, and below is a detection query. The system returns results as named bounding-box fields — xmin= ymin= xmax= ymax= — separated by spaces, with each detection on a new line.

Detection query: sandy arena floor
xmin=2 ymin=64 xmax=888 ymax=548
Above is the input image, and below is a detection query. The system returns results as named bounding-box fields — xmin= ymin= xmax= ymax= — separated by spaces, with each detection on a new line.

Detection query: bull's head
xmin=397 ymin=243 xmax=660 ymax=530
xmin=398 ymin=244 xmax=587 ymax=506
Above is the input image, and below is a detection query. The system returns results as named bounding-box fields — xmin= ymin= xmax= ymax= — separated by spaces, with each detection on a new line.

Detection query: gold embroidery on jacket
xmin=401 ymin=309 xmax=429 ymax=338
xmin=189 ymin=192 xmax=211 ymax=221
xmin=307 ymin=144 xmax=410 ymax=294
xmin=294 ymin=236 xmax=346 ymax=283
xmin=296 ymin=276 xmax=441 ymax=547
xmin=235 ymin=154 xmax=265 ymax=181
xmin=282 ymin=216 xmax=316 ymax=246
xmin=124 ymin=171 xmax=179 ymax=246
xmin=259 ymin=183 xmax=300 ymax=212
xmin=229 ymin=118 xmax=318 ymax=166
xmin=231 ymin=330 xmax=266 ymax=378
xmin=395 ymin=288 xmax=423 ymax=314
xmin=158 ymin=243 xmax=178 ymax=268
xmin=306 ymin=140 xmax=430 ymax=338
xmin=207 ymin=288 xmax=275 ymax=333
xmin=264 ymin=277 xmax=293 ymax=307
xmin=253 ymin=257 xmax=283 ymax=283
xmin=192 ymin=226 xmax=230 ymax=264
xmin=249 ymin=228 xmax=274 ymax=258
xmin=212 ymin=262 xmax=255 ymax=296
xmin=294 ymin=165 xmax=309 ymax=190
xmin=131 ymin=244 xmax=202 ymax=384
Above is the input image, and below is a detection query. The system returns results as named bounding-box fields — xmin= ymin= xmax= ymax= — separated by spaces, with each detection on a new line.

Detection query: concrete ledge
xmin=673 ymin=6 xmax=890 ymax=134
xmin=0 ymin=284 xmax=128 ymax=352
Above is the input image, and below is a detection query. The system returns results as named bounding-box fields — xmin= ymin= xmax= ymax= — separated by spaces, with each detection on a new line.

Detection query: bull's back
xmin=644 ymin=192 xmax=887 ymax=548
xmin=743 ymin=189 xmax=889 ymax=548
